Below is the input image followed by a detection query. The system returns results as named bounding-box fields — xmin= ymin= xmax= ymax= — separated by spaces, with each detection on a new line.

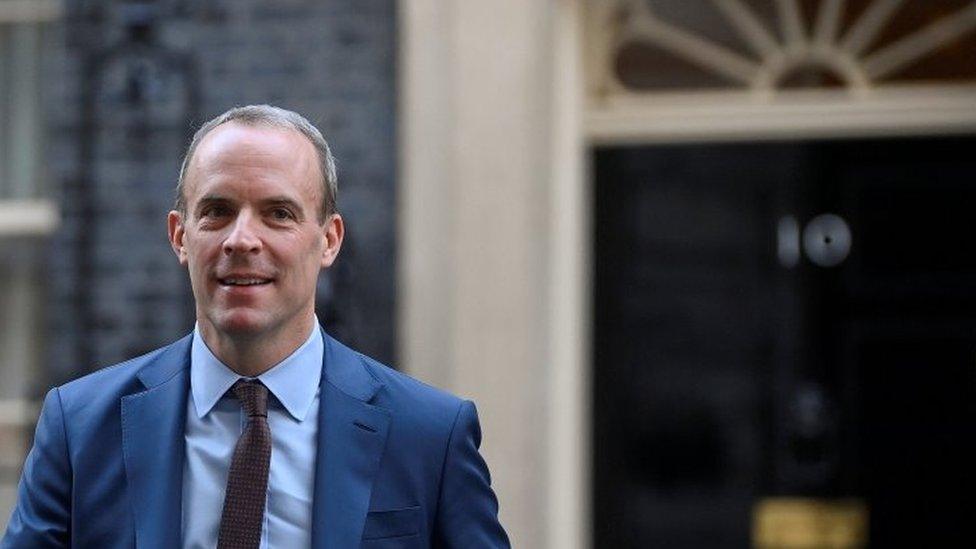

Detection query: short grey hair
xmin=175 ymin=104 xmax=338 ymax=221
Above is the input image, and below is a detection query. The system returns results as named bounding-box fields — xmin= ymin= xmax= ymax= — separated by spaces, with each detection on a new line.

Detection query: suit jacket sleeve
xmin=433 ymin=400 xmax=510 ymax=548
xmin=2 ymin=388 xmax=71 ymax=549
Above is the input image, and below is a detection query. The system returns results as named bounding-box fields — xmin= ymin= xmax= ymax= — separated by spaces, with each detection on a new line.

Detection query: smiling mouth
xmin=218 ymin=277 xmax=273 ymax=287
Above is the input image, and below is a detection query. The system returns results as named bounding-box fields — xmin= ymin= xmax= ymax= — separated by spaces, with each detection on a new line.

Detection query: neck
xmin=197 ymin=316 xmax=315 ymax=377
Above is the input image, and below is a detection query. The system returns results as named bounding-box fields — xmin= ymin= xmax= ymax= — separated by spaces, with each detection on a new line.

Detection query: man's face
xmin=168 ymin=122 xmax=343 ymax=340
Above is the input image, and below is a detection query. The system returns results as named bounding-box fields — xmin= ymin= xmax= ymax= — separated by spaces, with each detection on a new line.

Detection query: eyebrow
xmin=195 ymin=194 xmax=307 ymax=220
xmin=195 ymin=194 xmax=232 ymax=214
xmin=261 ymin=196 xmax=303 ymax=209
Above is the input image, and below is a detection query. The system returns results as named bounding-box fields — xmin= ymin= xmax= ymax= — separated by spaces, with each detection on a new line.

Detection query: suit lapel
xmin=121 ymin=336 xmax=191 ymax=549
xmin=311 ymin=333 xmax=391 ymax=548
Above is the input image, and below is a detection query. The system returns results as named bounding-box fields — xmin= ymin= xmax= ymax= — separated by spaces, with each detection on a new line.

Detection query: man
xmin=2 ymin=105 xmax=509 ymax=548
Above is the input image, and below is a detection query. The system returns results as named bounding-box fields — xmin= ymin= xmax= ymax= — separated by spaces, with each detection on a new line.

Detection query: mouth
xmin=217 ymin=276 xmax=274 ymax=287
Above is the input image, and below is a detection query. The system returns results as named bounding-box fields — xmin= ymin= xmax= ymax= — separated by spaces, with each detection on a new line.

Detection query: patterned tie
xmin=217 ymin=380 xmax=272 ymax=549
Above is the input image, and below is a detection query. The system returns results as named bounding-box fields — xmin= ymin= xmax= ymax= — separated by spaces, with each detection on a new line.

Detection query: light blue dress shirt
xmin=181 ymin=322 xmax=322 ymax=549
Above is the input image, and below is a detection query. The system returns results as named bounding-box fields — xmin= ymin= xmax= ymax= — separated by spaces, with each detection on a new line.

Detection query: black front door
xmin=593 ymin=136 xmax=976 ymax=548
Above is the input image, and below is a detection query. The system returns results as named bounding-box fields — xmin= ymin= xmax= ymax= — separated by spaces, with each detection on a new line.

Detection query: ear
xmin=168 ymin=210 xmax=189 ymax=266
xmin=320 ymin=213 xmax=344 ymax=268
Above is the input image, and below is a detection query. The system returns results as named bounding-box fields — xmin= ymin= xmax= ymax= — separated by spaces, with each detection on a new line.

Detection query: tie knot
xmin=232 ymin=379 xmax=268 ymax=418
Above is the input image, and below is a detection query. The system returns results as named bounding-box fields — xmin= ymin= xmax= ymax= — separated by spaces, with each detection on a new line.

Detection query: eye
xmin=270 ymin=207 xmax=296 ymax=221
xmin=201 ymin=204 xmax=231 ymax=219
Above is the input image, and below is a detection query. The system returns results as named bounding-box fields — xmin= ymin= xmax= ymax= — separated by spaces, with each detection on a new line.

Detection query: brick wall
xmin=44 ymin=0 xmax=397 ymax=385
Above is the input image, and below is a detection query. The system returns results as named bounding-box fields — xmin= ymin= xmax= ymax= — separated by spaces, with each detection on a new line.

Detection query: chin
xmin=213 ymin=310 xmax=275 ymax=337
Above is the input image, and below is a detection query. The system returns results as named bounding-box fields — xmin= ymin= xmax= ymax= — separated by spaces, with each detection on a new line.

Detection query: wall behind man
xmin=43 ymin=0 xmax=397 ymax=385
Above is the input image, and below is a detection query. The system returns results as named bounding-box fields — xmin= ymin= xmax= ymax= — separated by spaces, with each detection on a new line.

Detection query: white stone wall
xmin=399 ymin=1 xmax=589 ymax=547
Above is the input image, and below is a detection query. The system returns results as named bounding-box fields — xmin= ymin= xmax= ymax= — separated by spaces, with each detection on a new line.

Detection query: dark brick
xmin=44 ymin=0 xmax=396 ymax=386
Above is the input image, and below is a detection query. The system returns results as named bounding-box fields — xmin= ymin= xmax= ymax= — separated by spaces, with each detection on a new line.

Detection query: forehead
xmin=186 ymin=122 xmax=321 ymax=205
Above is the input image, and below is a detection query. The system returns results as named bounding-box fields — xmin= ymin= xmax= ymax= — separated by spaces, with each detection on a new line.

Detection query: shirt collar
xmin=190 ymin=319 xmax=323 ymax=422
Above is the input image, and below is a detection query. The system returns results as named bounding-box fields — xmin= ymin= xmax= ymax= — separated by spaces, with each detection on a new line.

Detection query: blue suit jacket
xmin=2 ymin=332 xmax=509 ymax=548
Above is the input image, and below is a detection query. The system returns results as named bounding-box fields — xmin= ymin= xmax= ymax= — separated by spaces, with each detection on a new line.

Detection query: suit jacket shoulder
xmin=56 ymin=341 xmax=186 ymax=419
xmin=358 ymin=346 xmax=465 ymax=418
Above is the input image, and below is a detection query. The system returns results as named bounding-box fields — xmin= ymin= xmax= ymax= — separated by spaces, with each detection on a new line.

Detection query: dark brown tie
xmin=217 ymin=380 xmax=272 ymax=549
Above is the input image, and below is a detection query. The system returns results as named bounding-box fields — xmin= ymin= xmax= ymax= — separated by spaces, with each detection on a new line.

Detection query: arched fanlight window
xmin=586 ymin=1 xmax=976 ymax=141
xmin=605 ymin=0 xmax=976 ymax=92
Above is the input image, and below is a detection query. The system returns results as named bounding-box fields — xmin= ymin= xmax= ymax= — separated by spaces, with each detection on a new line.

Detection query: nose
xmin=223 ymin=210 xmax=262 ymax=256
